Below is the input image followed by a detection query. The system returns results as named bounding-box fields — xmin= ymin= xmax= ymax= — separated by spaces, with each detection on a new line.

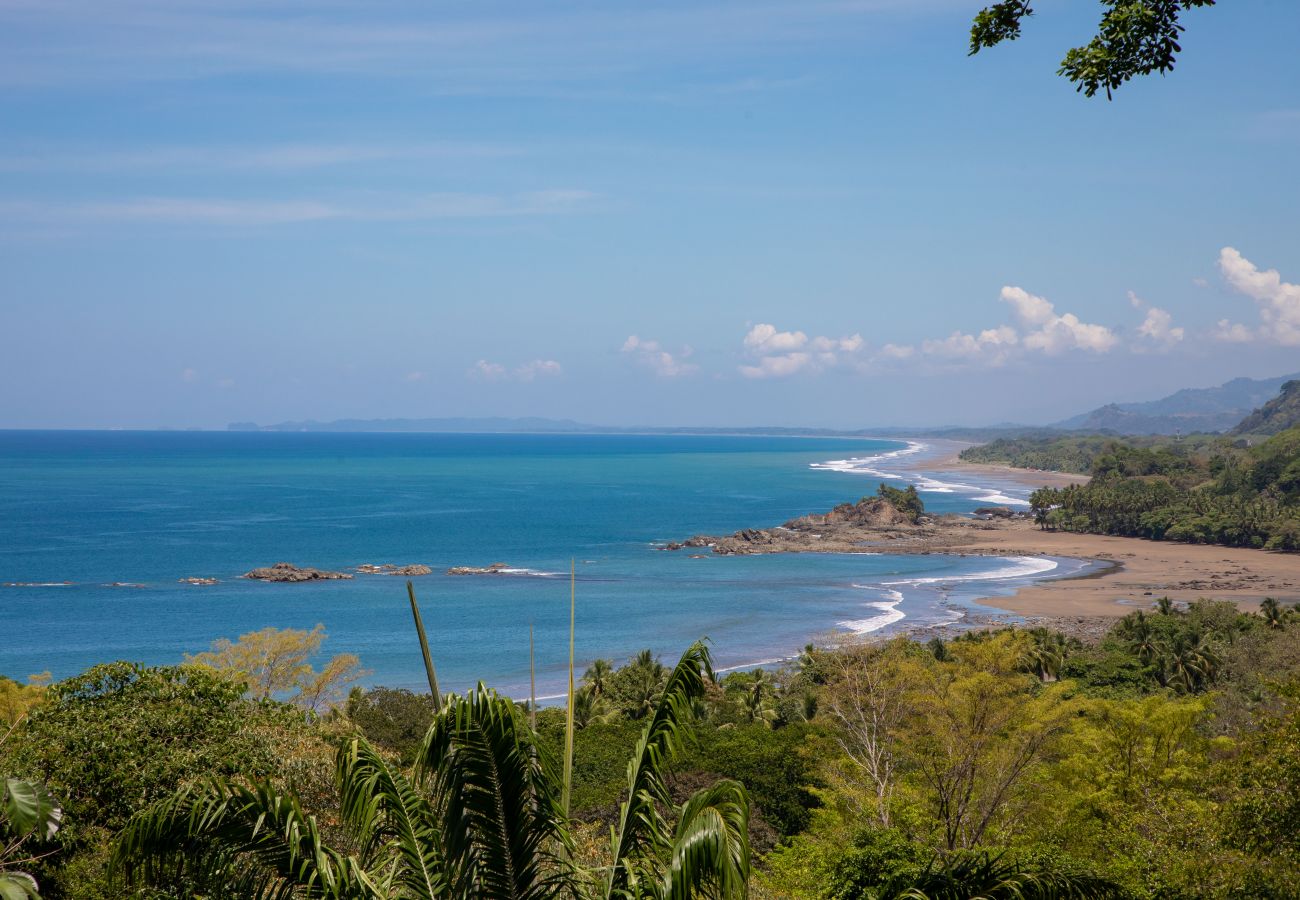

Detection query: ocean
xmin=0 ymin=431 xmax=1088 ymax=698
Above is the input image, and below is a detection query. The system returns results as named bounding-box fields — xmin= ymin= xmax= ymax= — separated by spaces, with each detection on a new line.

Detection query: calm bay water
xmin=0 ymin=431 xmax=1084 ymax=697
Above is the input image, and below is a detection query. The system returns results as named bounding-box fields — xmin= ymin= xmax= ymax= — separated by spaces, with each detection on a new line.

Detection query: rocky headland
xmin=242 ymin=563 xmax=353 ymax=582
xmin=662 ymin=495 xmax=947 ymax=555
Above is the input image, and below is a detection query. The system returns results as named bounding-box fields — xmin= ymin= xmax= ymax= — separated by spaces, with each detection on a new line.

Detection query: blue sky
xmin=1 ymin=0 xmax=1298 ymax=429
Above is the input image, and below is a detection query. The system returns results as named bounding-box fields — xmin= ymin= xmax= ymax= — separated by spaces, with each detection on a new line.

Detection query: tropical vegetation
xmin=961 ymin=426 xmax=1300 ymax=551
xmin=2 ymin=595 xmax=1300 ymax=898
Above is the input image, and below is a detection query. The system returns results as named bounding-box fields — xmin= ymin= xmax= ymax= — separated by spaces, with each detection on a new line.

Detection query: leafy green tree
xmin=969 ymin=0 xmax=1218 ymax=99
xmin=6 ymin=662 xmax=340 ymax=896
xmin=346 ymin=687 xmax=438 ymax=766
xmin=1227 ymin=680 xmax=1300 ymax=867
xmin=0 ymin=676 xmax=49 ymax=731
xmin=876 ymin=484 xmax=925 ymax=523
xmin=187 ymin=624 xmax=367 ymax=713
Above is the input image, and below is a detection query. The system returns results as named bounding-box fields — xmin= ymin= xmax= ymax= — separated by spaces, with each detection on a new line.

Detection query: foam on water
xmin=838 ymin=587 xmax=907 ymax=634
xmin=882 ymin=555 xmax=1058 ymax=587
xmin=810 ymin=440 xmax=1032 ymax=507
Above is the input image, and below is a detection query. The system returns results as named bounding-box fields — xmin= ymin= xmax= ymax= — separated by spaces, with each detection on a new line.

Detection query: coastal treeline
xmin=960 ymin=426 xmax=1300 ymax=551
xmin=1025 ymin=427 xmax=1300 ymax=550
xmin=4 ymin=599 xmax=1300 ymax=897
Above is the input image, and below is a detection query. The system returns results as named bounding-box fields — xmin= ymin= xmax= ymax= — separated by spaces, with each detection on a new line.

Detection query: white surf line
xmin=838 ymin=586 xmax=906 ymax=635
xmin=810 ymin=439 xmax=1031 ymax=507
xmin=880 ymin=555 xmax=1058 ymax=587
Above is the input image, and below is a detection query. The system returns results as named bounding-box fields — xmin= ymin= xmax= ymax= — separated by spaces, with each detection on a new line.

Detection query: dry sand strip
xmin=941 ymin=519 xmax=1300 ymax=618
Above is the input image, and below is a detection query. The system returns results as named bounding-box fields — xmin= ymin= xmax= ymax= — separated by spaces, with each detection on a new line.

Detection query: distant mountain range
xmin=1231 ymin=380 xmax=1300 ymax=436
xmin=1055 ymin=373 xmax=1300 ymax=435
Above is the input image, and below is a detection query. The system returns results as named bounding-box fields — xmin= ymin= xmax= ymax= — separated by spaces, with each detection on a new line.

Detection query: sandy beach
xmin=921 ymin=440 xmax=1091 ymax=491
xmin=921 ymin=445 xmax=1298 ymax=617
xmin=932 ymin=517 xmax=1300 ymax=618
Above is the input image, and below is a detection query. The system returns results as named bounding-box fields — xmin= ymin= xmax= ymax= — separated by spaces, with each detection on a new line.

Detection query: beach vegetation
xmin=875 ymin=484 xmax=925 ymax=523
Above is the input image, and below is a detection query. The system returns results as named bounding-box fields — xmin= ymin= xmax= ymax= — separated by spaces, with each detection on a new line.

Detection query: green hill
xmin=1232 ymin=380 xmax=1300 ymax=436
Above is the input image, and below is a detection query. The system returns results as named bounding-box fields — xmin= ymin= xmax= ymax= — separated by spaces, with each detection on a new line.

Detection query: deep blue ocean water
xmin=0 ymin=431 xmax=1087 ymax=698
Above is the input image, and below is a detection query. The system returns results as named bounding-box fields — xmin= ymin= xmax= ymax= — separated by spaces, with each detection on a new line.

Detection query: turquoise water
xmin=0 ymin=431 xmax=1084 ymax=697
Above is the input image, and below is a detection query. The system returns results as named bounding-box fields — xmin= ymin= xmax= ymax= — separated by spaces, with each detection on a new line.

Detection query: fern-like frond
xmin=112 ymin=779 xmax=372 ymax=899
xmin=658 ymin=780 xmax=750 ymax=900
xmin=416 ymin=685 xmax=571 ymax=900
xmin=604 ymin=641 xmax=713 ymax=900
xmin=337 ymin=737 xmax=448 ymax=898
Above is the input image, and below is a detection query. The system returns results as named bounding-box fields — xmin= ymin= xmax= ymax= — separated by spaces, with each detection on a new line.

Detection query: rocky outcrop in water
xmin=178 ymin=577 xmax=219 ymax=585
xmin=446 ymin=563 xmax=513 ymax=576
xmin=242 ymin=563 xmax=353 ymax=582
xmin=356 ymin=564 xmax=433 ymax=576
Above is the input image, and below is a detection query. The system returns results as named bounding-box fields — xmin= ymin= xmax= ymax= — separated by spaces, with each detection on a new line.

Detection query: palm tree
xmin=572 ymin=685 xmax=613 ymax=729
xmin=113 ymin=642 xmax=751 ymax=900
xmin=1018 ymin=628 xmax=1076 ymax=682
xmin=1160 ymin=633 xmax=1221 ymax=694
xmin=1259 ymin=597 xmax=1287 ymax=630
xmin=1155 ymin=596 xmax=1176 ymax=616
xmin=582 ymin=659 xmax=614 ymax=698
xmin=722 ymin=669 xmax=778 ymax=726
xmin=1118 ymin=612 xmax=1160 ymax=668
xmin=598 ymin=642 xmax=749 ymax=900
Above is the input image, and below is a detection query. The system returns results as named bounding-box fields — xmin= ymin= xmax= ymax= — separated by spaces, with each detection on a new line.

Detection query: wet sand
xmin=922 ymin=441 xmax=1091 ymax=491
xmin=938 ymin=518 xmax=1300 ymax=617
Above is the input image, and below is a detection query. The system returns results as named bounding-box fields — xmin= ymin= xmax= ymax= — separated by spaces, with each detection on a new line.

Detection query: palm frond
xmin=337 ymin=737 xmax=448 ymax=898
xmin=605 ymin=640 xmax=713 ymax=900
xmin=416 ymin=685 xmax=571 ymax=900
xmin=880 ymin=850 xmax=1120 ymax=900
xmin=112 ymin=779 xmax=370 ymax=899
xmin=658 ymin=780 xmax=750 ymax=900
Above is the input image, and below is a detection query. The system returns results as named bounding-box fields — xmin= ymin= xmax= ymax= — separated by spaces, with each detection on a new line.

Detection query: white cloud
xmin=739 ymin=323 xmax=865 ymax=378
xmin=743 ymin=324 xmax=807 ymax=354
xmin=921 ymin=326 xmax=1017 ymax=364
xmin=621 ymin=335 xmax=697 ymax=378
xmin=216 ymin=377 xmax=236 ymax=389
xmin=1128 ymin=291 xmax=1184 ymax=347
xmin=739 ymin=352 xmax=812 ymax=379
xmin=468 ymin=358 xmax=562 ymax=382
xmin=1000 ymin=286 xmax=1117 ymax=354
xmin=180 ymin=367 xmax=198 ymax=383
xmin=515 ymin=359 xmax=562 ymax=381
xmin=878 ymin=343 xmax=915 ymax=360
xmin=404 ymin=371 xmax=425 ymax=382
xmin=1213 ymin=319 xmax=1255 ymax=343
xmin=1218 ymin=247 xmax=1300 ymax=345
xmin=468 ymin=360 xmax=508 ymax=381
